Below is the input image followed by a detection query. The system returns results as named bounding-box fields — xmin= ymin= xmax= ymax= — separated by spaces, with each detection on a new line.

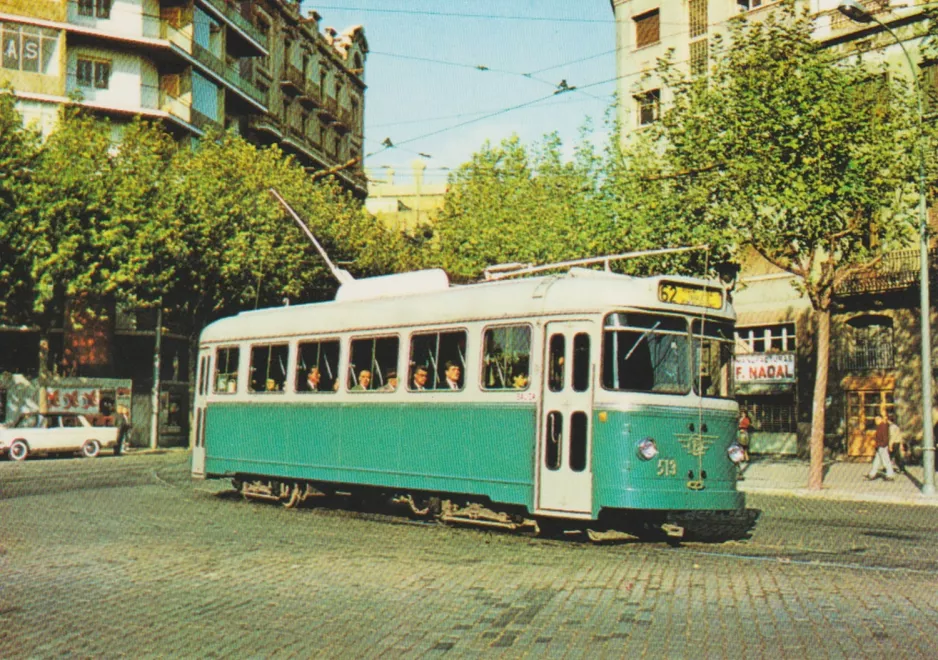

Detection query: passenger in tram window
xmin=443 ymin=361 xmax=462 ymax=391
xmin=513 ymin=373 xmax=529 ymax=389
xmin=265 ymin=378 xmax=280 ymax=392
xmin=380 ymin=370 xmax=399 ymax=392
xmin=306 ymin=367 xmax=321 ymax=392
xmin=411 ymin=366 xmax=429 ymax=391
xmin=351 ymin=369 xmax=372 ymax=391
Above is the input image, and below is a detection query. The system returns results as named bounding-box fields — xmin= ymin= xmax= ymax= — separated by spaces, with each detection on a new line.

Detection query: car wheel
xmin=9 ymin=440 xmax=28 ymax=461
xmin=81 ymin=440 xmax=101 ymax=458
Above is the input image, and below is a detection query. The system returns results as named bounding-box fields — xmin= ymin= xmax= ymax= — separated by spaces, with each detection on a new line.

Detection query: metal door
xmin=536 ymin=320 xmax=594 ymax=515
xmin=191 ymin=349 xmax=212 ymax=477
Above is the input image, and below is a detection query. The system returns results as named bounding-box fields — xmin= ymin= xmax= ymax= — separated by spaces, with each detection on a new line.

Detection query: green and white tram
xmin=191 ymin=266 xmax=745 ymax=535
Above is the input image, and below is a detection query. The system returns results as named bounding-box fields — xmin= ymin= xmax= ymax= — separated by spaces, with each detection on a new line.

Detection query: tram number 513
xmin=656 ymin=459 xmax=677 ymax=477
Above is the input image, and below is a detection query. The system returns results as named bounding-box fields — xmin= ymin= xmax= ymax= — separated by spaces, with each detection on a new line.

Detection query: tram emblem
xmin=675 ymin=433 xmax=717 ymax=457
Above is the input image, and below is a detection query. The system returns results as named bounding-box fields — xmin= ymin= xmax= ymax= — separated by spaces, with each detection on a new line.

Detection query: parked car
xmin=0 ymin=412 xmax=120 ymax=461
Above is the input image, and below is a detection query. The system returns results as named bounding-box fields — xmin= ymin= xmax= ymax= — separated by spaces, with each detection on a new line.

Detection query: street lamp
xmin=838 ymin=0 xmax=935 ymax=495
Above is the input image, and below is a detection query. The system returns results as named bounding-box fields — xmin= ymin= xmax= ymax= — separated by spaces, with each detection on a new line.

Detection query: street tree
xmin=0 ymin=90 xmax=39 ymax=325
xmin=424 ymin=133 xmax=606 ymax=281
xmin=653 ymin=2 xmax=915 ymax=488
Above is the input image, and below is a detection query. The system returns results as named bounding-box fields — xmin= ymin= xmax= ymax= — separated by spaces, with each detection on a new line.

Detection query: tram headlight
xmin=727 ymin=443 xmax=746 ymax=465
xmin=636 ymin=437 xmax=659 ymax=461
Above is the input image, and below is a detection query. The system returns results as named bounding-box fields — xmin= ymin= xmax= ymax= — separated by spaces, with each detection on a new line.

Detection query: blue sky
xmin=304 ymin=1 xmax=618 ymax=184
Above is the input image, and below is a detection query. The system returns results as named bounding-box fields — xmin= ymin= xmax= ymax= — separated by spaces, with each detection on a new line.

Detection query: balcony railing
xmin=838 ymin=343 xmax=896 ymax=372
xmin=199 ymin=0 xmax=268 ymax=51
xmin=836 ymin=247 xmax=938 ymax=296
xmin=188 ymin=39 xmax=267 ymax=107
xmin=299 ymin=81 xmax=322 ymax=108
xmin=827 ymin=0 xmax=892 ymax=31
xmin=281 ymin=64 xmax=305 ymax=94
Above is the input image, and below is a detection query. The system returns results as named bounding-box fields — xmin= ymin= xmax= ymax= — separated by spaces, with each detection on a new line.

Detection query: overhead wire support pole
xmin=838 ymin=0 xmax=934 ymax=495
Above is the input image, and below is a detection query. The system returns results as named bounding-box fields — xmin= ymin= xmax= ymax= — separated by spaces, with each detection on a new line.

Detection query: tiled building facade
xmin=611 ymin=0 xmax=938 ymax=457
xmin=0 ymin=0 xmax=367 ymax=196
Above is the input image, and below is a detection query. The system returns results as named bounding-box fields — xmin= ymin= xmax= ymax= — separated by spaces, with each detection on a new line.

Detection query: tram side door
xmin=536 ymin=320 xmax=595 ymax=516
xmin=191 ymin=348 xmax=211 ymax=477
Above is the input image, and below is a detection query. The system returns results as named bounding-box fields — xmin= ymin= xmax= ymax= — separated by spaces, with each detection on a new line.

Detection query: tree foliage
xmin=0 ymin=104 xmax=403 ymax=368
xmin=652 ymin=2 xmax=916 ymax=488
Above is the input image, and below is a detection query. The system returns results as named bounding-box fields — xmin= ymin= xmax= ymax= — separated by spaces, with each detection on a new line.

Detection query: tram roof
xmin=200 ymin=268 xmax=734 ymax=344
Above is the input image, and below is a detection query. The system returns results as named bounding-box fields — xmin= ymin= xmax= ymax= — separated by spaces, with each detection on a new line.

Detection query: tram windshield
xmin=692 ymin=318 xmax=735 ymax=399
xmin=602 ymin=312 xmax=691 ymax=394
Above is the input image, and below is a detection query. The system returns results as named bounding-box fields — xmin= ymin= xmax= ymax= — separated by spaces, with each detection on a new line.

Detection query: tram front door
xmin=536 ymin=320 xmax=594 ymax=516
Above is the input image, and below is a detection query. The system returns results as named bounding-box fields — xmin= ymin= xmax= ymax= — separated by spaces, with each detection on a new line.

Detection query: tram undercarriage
xmin=226 ymin=475 xmax=755 ymax=542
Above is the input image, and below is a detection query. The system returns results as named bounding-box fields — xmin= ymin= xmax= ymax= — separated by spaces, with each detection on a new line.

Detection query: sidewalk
xmin=738 ymin=456 xmax=938 ymax=507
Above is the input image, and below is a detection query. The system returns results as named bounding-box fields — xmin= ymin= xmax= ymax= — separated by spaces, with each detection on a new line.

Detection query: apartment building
xmin=0 ymin=0 xmax=367 ymax=196
xmin=611 ymin=0 xmax=938 ymax=458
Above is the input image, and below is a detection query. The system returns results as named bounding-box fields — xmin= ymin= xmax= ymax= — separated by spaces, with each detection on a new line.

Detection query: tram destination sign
xmin=657 ymin=281 xmax=723 ymax=309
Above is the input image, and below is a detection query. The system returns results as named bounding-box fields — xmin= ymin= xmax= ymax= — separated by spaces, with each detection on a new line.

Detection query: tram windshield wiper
xmin=625 ymin=321 xmax=661 ymax=361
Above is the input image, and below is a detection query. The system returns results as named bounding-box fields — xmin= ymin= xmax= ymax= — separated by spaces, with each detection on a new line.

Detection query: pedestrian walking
xmin=114 ymin=405 xmax=131 ymax=456
xmin=737 ymin=410 xmax=752 ymax=462
xmin=888 ymin=414 xmax=906 ymax=474
xmin=866 ymin=414 xmax=895 ymax=481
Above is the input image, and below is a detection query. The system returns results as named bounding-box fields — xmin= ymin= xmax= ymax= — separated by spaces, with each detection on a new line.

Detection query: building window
xmin=841 ymin=315 xmax=895 ymax=371
xmin=689 ymin=0 xmax=707 ymax=39
xmin=77 ymin=58 xmax=110 ymax=89
xmin=737 ymin=0 xmax=765 ymax=10
xmin=634 ymin=89 xmax=660 ymax=126
xmin=1 ymin=22 xmax=58 ymax=74
xmin=736 ymin=324 xmax=796 ymax=353
xmin=634 ymin=9 xmax=660 ymax=49
xmin=737 ymin=395 xmax=797 ymax=433
xmin=690 ymin=39 xmax=708 ymax=77
xmin=78 ymin=0 xmax=112 ymax=18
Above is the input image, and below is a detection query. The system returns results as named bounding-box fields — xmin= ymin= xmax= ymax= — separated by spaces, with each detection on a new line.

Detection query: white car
xmin=0 ymin=413 xmax=121 ymax=461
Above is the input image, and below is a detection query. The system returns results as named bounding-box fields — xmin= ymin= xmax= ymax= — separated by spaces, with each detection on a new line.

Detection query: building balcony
xmin=836 ymin=247 xmax=938 ymax=296
xmin=298 ymin=81 xmax=322 ymax=108
xmin=280 ymin=64 xmax=305 ymax=95
xmin=837 ymin=344 xmax=896 ymax=372
xmin=196 ymin=0 xmax=268 ymax=57
xmin=248 ymin=113 xmax=283 ymax=139
xmin=318 ymin=94 xmax=338 ymax=120
xmin=188 ymin=39 xmax=267 ymax=109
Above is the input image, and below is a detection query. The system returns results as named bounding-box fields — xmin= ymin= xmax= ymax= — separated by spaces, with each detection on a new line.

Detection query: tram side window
xmin=548 ymin=334 xmax=565 ymax=392
xmin=249 ymin=344 xmax=288 ymax=393
xmin=602 ymin=313 xmax=690 ymax=394
xmin=348 ymin=336 xmax=399 ymax=392
xmin=692 ymin=319 xmax=735 ymax=398
xmin=481 ymin=325 xmax=531 ymax=390
xmin=213 ymin=347 xmax=240 ymax=394
xmin=545 ymin=411 xmax=562 ymax=470
xmin=295 ymin=340 xmax=340 ymax=393
xmin=409 ymin=330 xmax=467 ymax=391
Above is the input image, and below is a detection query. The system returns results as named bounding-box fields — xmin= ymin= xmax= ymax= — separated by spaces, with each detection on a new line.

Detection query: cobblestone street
xmin=2 ymin=452 xmax=937 ymax=658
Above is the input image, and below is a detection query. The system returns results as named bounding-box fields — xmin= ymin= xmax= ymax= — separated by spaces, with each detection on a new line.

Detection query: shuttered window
xmin=634 ymin=10 xmax=660 ymax=49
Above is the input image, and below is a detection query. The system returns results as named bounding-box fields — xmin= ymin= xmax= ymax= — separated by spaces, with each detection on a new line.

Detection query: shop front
xmin=735 ymin=352 xmax=798 ymax=455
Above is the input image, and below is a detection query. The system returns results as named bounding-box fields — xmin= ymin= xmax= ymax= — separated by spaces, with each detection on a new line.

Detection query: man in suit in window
xmin=443 ymin=361 xmax=462 ymax=391
xmin=412 ymin=366 xmax=429 ymax=391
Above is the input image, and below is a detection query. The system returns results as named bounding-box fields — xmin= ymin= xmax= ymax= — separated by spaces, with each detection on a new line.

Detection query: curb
xmin=738 ymin=484 xmax=938 ymax=507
